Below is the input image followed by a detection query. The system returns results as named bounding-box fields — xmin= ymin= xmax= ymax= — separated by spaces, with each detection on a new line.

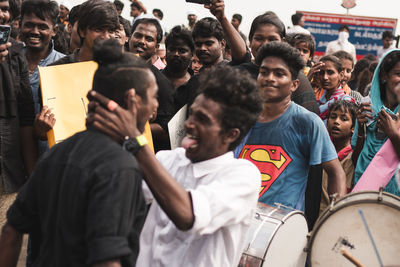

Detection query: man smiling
xmin=87 ymin=65 xmax=262 ymax=266
xmin=235 ymin=42 xmax=346 ymax=211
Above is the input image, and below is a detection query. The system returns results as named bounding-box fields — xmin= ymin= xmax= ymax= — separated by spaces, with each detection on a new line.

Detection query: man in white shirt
xmin=87 ymin=64 xmax=263 ymax=267
xmin=377 ymin=30 xmax=395 ymax=60
xmin=286 ymin=12 xmax=310 ymax=35
xmin=325 ymin=25 xmax=357 ymax=62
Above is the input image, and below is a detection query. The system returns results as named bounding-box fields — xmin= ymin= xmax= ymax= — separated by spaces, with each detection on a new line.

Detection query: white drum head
xmin=310 ymin=192 xmax=400 ymax=267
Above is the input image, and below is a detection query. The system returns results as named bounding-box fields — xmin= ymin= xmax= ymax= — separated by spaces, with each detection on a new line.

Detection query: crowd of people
xmin=0 ymin=0 xmax=399 ymax=266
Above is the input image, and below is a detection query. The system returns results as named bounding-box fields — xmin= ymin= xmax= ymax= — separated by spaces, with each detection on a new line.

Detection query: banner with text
xmin=299 ymin=11 xmax=397 ymax=60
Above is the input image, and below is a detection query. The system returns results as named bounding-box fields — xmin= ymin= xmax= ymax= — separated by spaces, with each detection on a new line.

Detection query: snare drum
xmin=238 ymin=202 xmax=308 ymax=267
xmin=308 ymin=191 xmax=400 ymax=266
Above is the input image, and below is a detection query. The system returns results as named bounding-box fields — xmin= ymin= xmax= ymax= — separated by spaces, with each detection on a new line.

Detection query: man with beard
xmin=20 ymin=0 xmax=64 ymax=154
xmin=162 ymin=26 xmax=194 ymax=91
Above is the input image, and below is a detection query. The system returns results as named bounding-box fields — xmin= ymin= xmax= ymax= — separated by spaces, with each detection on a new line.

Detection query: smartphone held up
xmin=0 ymin=25 xmax=11 ymax=45
xmin=185 ymin=0 xmax=211 ymax=4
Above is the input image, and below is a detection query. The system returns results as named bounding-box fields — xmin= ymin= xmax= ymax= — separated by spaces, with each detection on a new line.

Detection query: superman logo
xmin=239 ymin=145 xmax=292 ymax=197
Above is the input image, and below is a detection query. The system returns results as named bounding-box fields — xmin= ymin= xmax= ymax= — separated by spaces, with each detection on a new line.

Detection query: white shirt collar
xmin=191 ymin=151 xmax=234 ymax=178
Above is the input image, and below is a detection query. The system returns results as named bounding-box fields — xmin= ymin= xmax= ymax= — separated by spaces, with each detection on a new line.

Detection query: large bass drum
xmin=238 ymin=202 xmax=308 ymax=267
xmin=308 ymin=190 xmax=400 ymax=266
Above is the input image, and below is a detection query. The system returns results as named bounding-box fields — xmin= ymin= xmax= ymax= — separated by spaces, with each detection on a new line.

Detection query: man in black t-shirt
xmin=0 ymin=39 xmax=155 ymax=267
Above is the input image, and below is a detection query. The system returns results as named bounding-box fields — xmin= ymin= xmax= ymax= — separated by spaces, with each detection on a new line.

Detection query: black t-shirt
xmin=7 ymin=128 xmax=147 ymax=266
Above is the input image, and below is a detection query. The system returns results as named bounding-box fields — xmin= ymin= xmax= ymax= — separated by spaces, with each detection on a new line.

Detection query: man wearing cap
xmin=57 ymin=0 xmax=71 ymax=28
xmin=130 ymin=0 xmax=146 ymax=28
xmin=186 ymin=9 xmax=198 ymax=31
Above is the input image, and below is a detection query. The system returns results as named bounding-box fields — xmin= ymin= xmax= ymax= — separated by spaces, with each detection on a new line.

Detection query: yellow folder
xmin=39 ymin=61 xmax=154 ymax=153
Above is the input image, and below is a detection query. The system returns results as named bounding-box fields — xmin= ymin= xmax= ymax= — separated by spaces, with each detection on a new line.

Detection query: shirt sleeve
xmin=188 ymin=161 xmax=260 ymax=236
xmin=6 ymin=172 xmax=39 ymax=233
xmin=85 ymin=168 xmax=146 ymax=264
xmin=309 ymin=115 xmax=338 ymax=165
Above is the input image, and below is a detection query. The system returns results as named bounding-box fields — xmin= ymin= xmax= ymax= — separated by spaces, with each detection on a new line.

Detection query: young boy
xmin=287 ymin=33 xmax=315 ymax=75
xmin=320 ymin=100 xmax=357 ymax=213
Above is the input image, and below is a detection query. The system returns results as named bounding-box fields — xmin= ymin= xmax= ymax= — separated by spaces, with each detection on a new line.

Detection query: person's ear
xmin=124 ymin=89 xmax=142 ymax=109
xmin=220 ymin=39 xmax=226 ymax=51
xmin=339 ymin=70 xmax=345 ymax=81
xmin=51 ymin=24 xmax=58 ymax=37
xmin=291 ymin=79 xmax=300 ymax=93
xmin=223 ymin=128 xmax=240 ymax=145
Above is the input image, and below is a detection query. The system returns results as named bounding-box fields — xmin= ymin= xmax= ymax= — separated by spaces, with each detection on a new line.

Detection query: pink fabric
xmin=352 ymin=129 xmax=400 ymax=192
xmin=153 ymin=57 xmax=166 ymax=70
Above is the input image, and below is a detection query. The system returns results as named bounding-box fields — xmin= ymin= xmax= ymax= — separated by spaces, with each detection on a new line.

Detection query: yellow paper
xmin=39 ymin=61 xmax=154 ymax=153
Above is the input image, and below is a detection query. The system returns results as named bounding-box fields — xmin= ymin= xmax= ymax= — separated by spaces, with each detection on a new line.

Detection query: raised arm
xmin=205 ymin=0 xmax=247 ymax=62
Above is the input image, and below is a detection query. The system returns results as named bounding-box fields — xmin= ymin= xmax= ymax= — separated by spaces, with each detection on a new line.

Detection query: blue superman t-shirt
xmin=235 ymin=103 xmax=337 ymax=211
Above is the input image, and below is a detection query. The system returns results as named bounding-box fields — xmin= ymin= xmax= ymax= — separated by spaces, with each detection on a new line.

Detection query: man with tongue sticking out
xmin=87 ymin=64 xmax=262 ymax=266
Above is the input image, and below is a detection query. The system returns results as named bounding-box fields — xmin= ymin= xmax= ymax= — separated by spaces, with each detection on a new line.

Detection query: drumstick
xmin=340 ymin=248 xmax=366 ymax=267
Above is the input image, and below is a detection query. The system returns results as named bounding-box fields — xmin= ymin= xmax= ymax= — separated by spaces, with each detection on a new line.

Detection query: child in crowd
xmin=311 ymin=54 xmax=355 ymax=123
xmin=333 ymin=50 xmax=363 ymax=104
xmin=287 ymin=33 xmax=315 ymax=75
xmin=320 ymin=100 xmax=358 ymax=214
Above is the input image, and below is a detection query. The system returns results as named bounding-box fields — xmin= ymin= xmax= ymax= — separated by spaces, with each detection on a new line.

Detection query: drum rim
xmin=243 ymin=208 xmax=307 ymax=262
xmin=307 ymin=190 xmax=400 ymax=263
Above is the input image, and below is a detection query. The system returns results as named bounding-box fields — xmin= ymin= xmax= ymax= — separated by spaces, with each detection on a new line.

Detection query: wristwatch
xmin=122 ymin=135 xmax=148 ymax=155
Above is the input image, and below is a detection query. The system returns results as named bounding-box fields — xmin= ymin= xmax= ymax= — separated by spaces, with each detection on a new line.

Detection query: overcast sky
xmin=67 ymin=0 xmax=400 ymax=36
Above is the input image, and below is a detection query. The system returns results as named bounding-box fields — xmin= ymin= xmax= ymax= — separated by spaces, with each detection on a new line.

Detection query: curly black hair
xmin=198 ymin=65 xmax=262 ymax=150
xmin=255 ymin=41 xmax=305 ymax=80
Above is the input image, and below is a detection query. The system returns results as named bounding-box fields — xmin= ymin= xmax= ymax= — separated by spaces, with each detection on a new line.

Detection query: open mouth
xmin=27 ymin=36 xmax=41 ymax=44
xmin=330 ymin=126 xmax=341 ymax=134
xmin=181 ymin=133 xmax=198 ymax=150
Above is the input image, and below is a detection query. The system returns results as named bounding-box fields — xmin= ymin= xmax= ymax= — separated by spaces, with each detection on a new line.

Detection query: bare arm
xmin=377 ymin=110 xmax=400 ymax=159
xmin=86 ymin=90 xmax=194 ymax=230
xmin=205 ymin=0 xmax=247 ymax=61
xmin=322 ymin=158 xmax=347 ymax=198
xmin=351 ymin=103 xmax=373 ymax=166
xmin=0 ymin=223 xmax=23 ymax=267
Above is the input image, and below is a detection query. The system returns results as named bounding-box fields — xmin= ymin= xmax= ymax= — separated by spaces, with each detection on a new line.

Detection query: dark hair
xmin=130 ymin=1 xmax=143 ymax=11
xmin=78 ymin=0 xmax=119 ymax=36
xmin=382 ymin=30 xmax=393 ymax=40
xmin=132 ymin=18 xmax=163 ymax=44
xmin=287 ymin=33 xmax=315 ymax=58
xmin=319 ymin=54 xmax=343 ymax=73
xmin=68 ymin=4 xmax=80 ymax=26
xmin=198 ymin=65 xmax=262 ymax=150
xmin=53 ymin=28 xmax=69 ymax=54
xmin=8 ymin=0 xmax=21 ymax=21
xmin=349 ymin=55 xmax=375 ymax=84
xmin=255 ymin=41 xmax=305 ymax=80
xmin=329 ymin=100 xmax=358 ymax=127
xmin=338 ymin=25 xmax=350 ymax=33
xmin=20 ymin=0 xmax=59 ymax=26
xmin=92 ymin=38 xmax=151 ymax=106
xmin=249 ymin=13 xmax=285 ymax=42
xmin=333 ymin=50 xmax=354 ymax=67
xmin=192 ymin=17 xmax=224 ymax=42
xmin=113 ymin=0 xmax=124 ymax=10
xmin=379 ymin=50 xmax=400 ymax=101
xmin=232 ymin=13 xmax=242 ymax=23
xmin=153 ymin=8 xmax=163 ymax=20
xmin=165 ymin=25 xmax=194 ymax=52
xmin=291 ymin=13 xmax=303 ymax=25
